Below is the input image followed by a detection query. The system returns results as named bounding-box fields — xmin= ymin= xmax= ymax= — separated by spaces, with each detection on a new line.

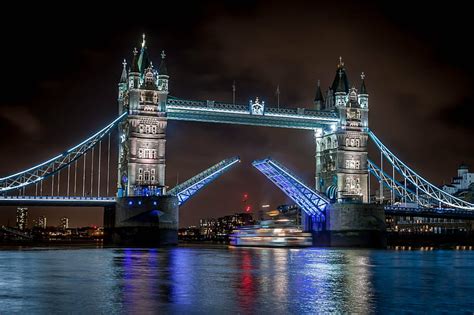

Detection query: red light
xmin=242 ymin=193 xmax=248 ymax=202
xmin=245 ymin=206 xmax=251 ymax=212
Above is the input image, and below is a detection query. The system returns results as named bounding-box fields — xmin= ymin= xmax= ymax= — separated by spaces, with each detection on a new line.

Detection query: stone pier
xmin=104 ymin=195 xmax=179 ymax=246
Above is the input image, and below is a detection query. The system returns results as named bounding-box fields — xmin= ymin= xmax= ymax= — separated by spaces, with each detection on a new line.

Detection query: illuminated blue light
xmin=128 ymin=201 xmax=133 ymax=206
xmin=252 ymin=158 xmax=329 ymax=218
xmin=138 ymin=201 xmax=142 ymax=205
xmin=153 ymin=201 xmax=157 ymax=206
xmin=169 ymin=157 xmax=240 ymax=206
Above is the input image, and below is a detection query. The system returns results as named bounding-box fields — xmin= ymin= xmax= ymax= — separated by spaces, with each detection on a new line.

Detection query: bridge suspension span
xmin=0 ymin=112 xmax=127 ymax=196
xmin=368 ymin=131 xmax=474 ymax=211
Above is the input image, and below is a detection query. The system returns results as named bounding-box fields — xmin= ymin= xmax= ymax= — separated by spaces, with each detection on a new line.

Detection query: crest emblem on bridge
xmin=249 ymin=97 xmax=265 ymax=115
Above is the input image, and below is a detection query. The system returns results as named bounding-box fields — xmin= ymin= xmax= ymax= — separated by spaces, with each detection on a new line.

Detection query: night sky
xmin=0 ymin=1 xmax=473 ymax=228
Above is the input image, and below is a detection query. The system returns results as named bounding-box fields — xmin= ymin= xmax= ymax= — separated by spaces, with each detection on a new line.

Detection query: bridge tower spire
xmin=315 ymin=62 xmax=369 ymax=203
xmin=314 ymin=80 xmax=325 ymax=110
xmin=117 ymin=36 xmax=169 ymax=197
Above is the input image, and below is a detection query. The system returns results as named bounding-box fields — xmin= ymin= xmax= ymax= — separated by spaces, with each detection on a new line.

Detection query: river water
xmin=0 ymin=246 xmax=473 ymax=314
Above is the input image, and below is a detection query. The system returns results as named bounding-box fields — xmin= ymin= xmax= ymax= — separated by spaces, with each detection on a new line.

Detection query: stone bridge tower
xmin=117 ymin=35 xmax=169 ymax=197
xmin=106 ymin=35 xmax=177 ymax=246
xmin=315 ymin=59 xmax=369 ymax=203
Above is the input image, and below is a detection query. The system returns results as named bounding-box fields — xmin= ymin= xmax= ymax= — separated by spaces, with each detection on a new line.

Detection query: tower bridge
xmin=1 ymin=36 xmax=473 ymax=246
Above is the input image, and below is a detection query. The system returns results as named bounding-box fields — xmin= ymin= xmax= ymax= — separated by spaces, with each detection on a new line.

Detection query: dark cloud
xmin=437 ymin=98 xmax=474 ymax=131
xmin=0 ymin=106 xmax=43 ymax=137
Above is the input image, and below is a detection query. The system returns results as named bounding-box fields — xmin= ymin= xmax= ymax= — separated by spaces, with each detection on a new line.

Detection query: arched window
xmin=139 ymin=125 xmax=144 ymax=133
xmin=146 ymin=125 xmax=150 ymax=134
xmin=151 ymin=169 xmax=155 ymax=174
xmin=152 ymin=126 xmax=157 ymax=134
xmin=355 ymin=139 xmax=360 ymax=147
xmin=138 ymin=149 xmax=144 ymax=158
xmin=144 ymin=171 xmax=150 ymax=181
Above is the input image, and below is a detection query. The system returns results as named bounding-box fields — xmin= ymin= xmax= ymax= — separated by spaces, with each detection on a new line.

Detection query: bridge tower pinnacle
xmin=315 ymin=62 xmax=369 ymax=203
xmin=117 ymin=36 xmax=169 ymax=197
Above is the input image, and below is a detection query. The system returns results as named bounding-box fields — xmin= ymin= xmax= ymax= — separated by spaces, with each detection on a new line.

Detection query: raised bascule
xmin=1 ymin=36 xmax=473 ymax=247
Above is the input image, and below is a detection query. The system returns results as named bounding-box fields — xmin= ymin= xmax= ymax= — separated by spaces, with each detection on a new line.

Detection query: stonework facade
xmin=315 ymin=60 xmax=369 ymax=203
xmin=117 ymin=38 xmax=169 ymax=197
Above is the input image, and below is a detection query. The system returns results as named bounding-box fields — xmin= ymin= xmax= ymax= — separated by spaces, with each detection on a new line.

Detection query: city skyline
xmin=0 ymin=1 xmax=473 ymax=227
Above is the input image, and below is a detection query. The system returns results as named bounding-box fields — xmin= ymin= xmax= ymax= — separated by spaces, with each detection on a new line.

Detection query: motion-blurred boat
xmin=229 ymin=219 xmax=312 ymax=247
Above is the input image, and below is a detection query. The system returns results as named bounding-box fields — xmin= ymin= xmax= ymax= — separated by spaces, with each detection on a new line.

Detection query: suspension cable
xmin=368 ymin=169 xmax=371 ymax=202
xmin=391 ymin=164 xmax=395 ymax=204
xmin=379 ymin=150 xmax=383 ymax=203
xmin=91 ymin=147 xmax=94 ymax=196
xmin=67 ymin=156 xmax=71 ymax=196
xmin=83 ymin=153 xmax=87 ymax=197
xmin=404 ymin=177 xmax=407 ymax=204
xmin=57 ymin=169 xmax=61 ymax=196
xmin=107 ymin=133 xmax=111 ymax=196
xmin=74 ymin=160 xmax=78 ymax=196
xmin=98 ymin=140 xmax=102 ymax=197
xmin=35 ymin=182 xmax=38 ymax=197
xmin=51 ymin=167 xmax=55 ymax=197
xmin=40 ymin=179 xmax=43 ymax=196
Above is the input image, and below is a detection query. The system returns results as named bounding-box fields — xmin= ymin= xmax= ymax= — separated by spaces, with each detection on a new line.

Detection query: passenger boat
xmin=229 ymin=219 xmax=312 ymax=247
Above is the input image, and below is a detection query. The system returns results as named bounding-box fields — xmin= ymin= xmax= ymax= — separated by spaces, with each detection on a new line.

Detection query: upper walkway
xmin=166 ymin=97 xmax=339 ymax=130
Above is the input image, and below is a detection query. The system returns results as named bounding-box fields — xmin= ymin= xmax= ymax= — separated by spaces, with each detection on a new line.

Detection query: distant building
xmin=276 ymin=204 xmax=303 ymax=225
xmin=442 ymin=164 xmax=474 ymax=195
xmin=60 ymin=217 xmax=69 ymax=230
xmin=36 ymin=216 xmax=47 ymax=229
xmin=16 ymin=207 xmax=28 ymax=231
xmin=199 ymin=218 xmax=217 ymax=240
xmin=180 ymin=213 xmax=255 ymax=242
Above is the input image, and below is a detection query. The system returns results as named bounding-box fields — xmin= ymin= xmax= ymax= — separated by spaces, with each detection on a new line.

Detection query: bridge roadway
xmin=384 ymin=205 xmax=474 ymax=220
xmin=0 ymin=196 xmax=116 ymax=207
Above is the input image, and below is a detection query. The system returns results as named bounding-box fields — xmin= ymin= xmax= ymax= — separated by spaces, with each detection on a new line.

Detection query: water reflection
xmin=0 ymin=247 xmax=473 ymax=313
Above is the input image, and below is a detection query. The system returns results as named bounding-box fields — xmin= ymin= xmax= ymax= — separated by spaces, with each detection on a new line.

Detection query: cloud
xmin=436 ymin=98 xmax=474 ymax=131
xmin=0 ymin=106 xmax=43 ymax=136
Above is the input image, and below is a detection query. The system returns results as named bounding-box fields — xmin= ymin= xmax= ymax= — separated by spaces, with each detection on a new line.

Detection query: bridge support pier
xmin=104 ymin=195 xmax=179 ymax=246
xmin=313 ymin=203 xmax=386 ymax=248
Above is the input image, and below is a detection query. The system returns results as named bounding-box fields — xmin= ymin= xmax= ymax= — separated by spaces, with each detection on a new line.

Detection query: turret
xmin=158 ymin=50 xmax=169 ymax=92
xmin=129 ymin=47 xmax=140 ymax=89
xmin=138 ymin=34 xmax=151 ymax=74
xmin=314 ymin=80 xmax=325 ymax=110
xmin=334 ymin=69 xmax=347 ymax=108
xmin=358 ymin=72 xmax=368 ymax=108
xmin=327 ymin=57 xmax=349 ymax=110
xmin=118 ymin=59 xmax=128 ymax=114
xmin=157 ymin=50 xmax=169 ymax=111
